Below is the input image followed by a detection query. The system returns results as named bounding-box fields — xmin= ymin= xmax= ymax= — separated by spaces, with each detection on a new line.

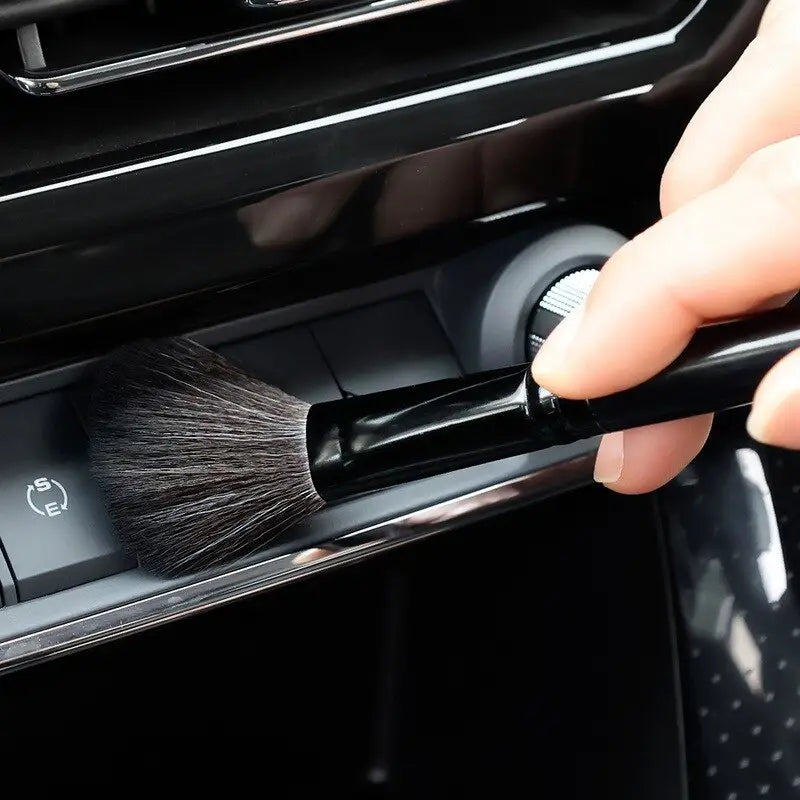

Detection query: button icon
xmin=26 ymin=476 xmax=69 ymax=518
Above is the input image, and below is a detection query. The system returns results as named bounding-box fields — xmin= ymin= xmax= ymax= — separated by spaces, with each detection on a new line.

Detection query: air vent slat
xmin=0 ymin=0 xmax=126 ymax=30
xmin=0 ymin=0 xmax=689 ymax=96
xmin=2 ymin=0 xmax=462 ymax=94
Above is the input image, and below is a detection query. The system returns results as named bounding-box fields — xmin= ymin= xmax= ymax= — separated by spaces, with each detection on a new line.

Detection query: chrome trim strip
xmin=0 ymin=452 xmax=594 ymax=675
xmin=2 ymin=0 xmax=455 ymax=96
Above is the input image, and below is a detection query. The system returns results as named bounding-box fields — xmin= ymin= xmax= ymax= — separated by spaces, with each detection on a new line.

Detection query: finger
xmin=661 ymin=0 xmax=800 ymax=213
xmin=746 ymin=346 xmax=800 ymax=448
xmin=531 ymin=136 xmax=800 ymax=400
xmin=759 ymin=0 xmax=800 ymax=35
xmin=593 ymin=414 xmax=713 ymax=495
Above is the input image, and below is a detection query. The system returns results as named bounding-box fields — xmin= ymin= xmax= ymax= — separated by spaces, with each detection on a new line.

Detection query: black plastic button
xmin=310 ymin=293 xmax=461 ymax=395
xmin=217 ymin=325 xmax=341 ymax=404
xmin=0 ymin=391 xmax=136 ymax=601
xmin=0 ymin=547 xmax=15 ymax=605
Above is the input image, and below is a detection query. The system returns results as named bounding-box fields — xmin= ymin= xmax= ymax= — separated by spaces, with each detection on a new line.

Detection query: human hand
xmin=530 ymin=0 xmax=800 ymax=494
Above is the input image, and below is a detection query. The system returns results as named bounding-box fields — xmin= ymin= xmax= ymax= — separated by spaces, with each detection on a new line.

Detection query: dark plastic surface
xmin=0 ymin=256 xmax=599 ymax=644
xmin=659 ymin=410 xmax=800 ymax=799
xmin=0 ymin=0 xmax=700 ymax=184
xmin=217 ymin=324 xmax=342 ymax=404
xmin=0 ymin=0 xmax=762 ymax=783
xmin=0 ymin=0 xmax=766 ymax=384
xmin=0 ymin=482 xmax=686 ymax=798
xmin=0 ymin=391 xmax=135 ymax=601
xmin=0 ymin=0 xmax=122 ymax=29
xmin=0 ymin=548 xmax=15 ymax=605
xmin=433 ymin=225 xmax=628 ymax=373
xmin=310 ymin=293 xmax=461 ymax=395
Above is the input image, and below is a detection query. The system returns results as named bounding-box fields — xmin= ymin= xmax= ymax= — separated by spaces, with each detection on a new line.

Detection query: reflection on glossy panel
xmin=0 ymin=0 xmax=769 ymax=377
xmin=659 ymin=410 xmax=800 ymax=799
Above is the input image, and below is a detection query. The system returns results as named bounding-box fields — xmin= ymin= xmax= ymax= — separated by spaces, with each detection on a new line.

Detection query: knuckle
xmin=759 ymin=0 xmax=800 ymax=37
xmin=660 ymin=140 xmax=709 ymax=215
xmin=758 ymin=10 xmax=800 ymax=57
xmin=659 ymin=157 xmax=687 ymax=215
xmin=741 ymin=137 xmax=800 ymax=216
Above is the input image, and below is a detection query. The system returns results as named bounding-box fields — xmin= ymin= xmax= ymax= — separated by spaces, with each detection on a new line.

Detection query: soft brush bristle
xmin=86 ymin=336 xmax=325 ymax=577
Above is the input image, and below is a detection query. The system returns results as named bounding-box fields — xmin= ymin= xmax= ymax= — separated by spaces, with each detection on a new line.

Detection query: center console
xmin=0 ymin=0 xmax=782 ymax=794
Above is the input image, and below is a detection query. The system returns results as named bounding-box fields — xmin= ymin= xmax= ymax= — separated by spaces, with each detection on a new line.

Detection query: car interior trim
xmin=2 ymin=0 xmax=460 ymax=96
xmin=0 ymin=451 xmax=595 ymax=675
xmin=0 ymin=0 xmax=709 ymax=202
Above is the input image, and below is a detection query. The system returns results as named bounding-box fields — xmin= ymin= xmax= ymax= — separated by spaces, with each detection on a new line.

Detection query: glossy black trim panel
xmin=0 ymin=0 xmax=122 ymax=30
xmin=0 ymin=0 xmax=765 ymax=256
xmin=2 ymin=0 xmax=456 ymax=95
xmin=0 ymin=254 xmax=601 ymax=675
xmin=659 ymin=412 xmax=800 ymax=799
xmin=0 ymin=452 xmax=595 ymax=677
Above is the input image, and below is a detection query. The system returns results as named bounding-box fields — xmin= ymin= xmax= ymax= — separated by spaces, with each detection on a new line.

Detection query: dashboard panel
xmin=0 ymin=0 xmax=780 ymax=793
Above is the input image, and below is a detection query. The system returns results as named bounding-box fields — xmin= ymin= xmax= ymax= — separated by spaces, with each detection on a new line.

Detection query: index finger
xmin=530 ymin=136 xmax=800 ymax=399
xmin=660 ymin=0 xmax=800 ymax=214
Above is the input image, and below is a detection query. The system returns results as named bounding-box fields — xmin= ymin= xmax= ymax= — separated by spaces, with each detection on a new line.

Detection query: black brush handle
xmin=306 ymin=304 xmax=800 ymax=502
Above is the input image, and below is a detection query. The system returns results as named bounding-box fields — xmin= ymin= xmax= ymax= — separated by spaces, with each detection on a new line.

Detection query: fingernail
xmin=530 ymin=306 xmax=585 ymax=384
xmin=746 ymin=402 xmax=775 ymax=444
xmin=594 ymin=431 xmax=625 ymax=484
xmin=746 ymin=388 xmax=792 ymax=444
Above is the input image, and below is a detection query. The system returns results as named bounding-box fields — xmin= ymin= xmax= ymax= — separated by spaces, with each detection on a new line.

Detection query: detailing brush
xmin=87 ymin=304 xmax=800 ymax=576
